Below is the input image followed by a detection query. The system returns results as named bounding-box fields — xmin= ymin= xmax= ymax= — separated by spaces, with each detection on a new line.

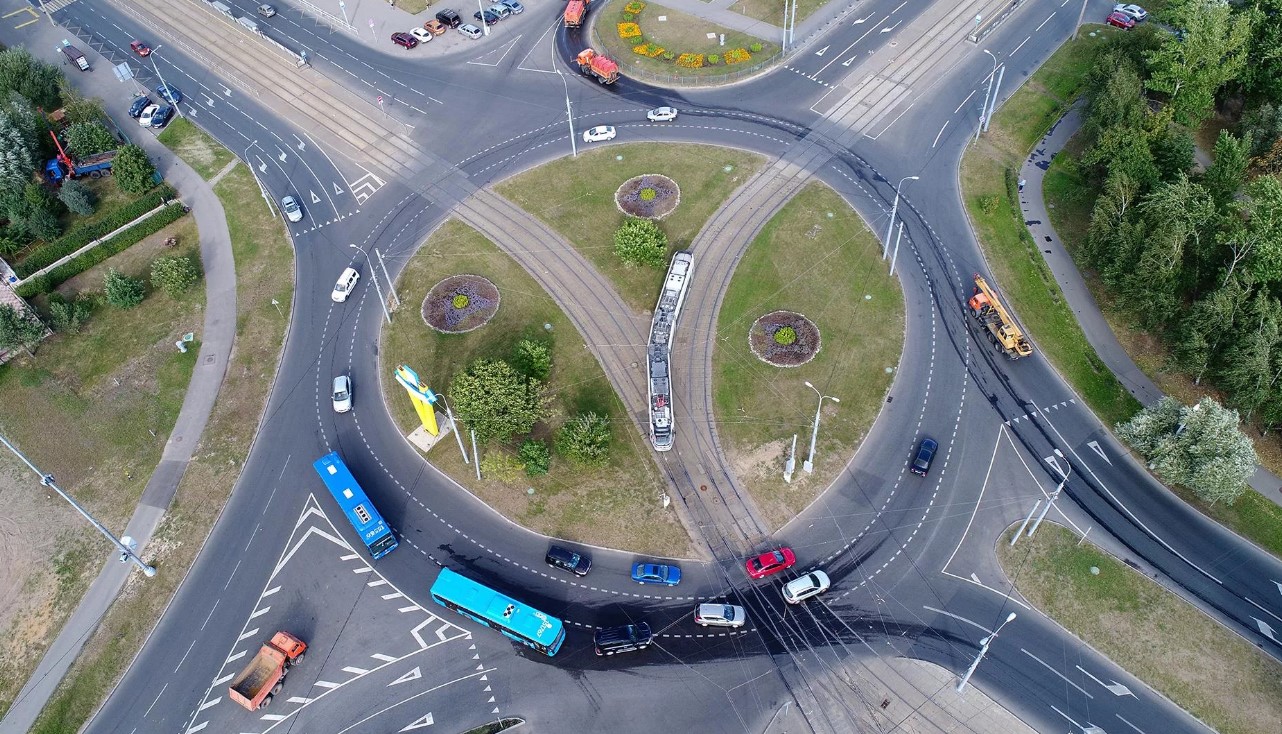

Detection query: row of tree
xmin=1072 ymin=0 xmax=1282 ymax=433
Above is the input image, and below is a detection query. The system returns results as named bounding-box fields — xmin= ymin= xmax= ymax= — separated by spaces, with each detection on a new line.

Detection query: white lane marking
xmin=225 ymin=650 xmax=247 ymax=664
xmin=249 ymin=606 xmax=270 ymax=619
xmin=198 ymin=698 xmax=220 ymax=712
xmin=1036 ymin=12 xmax=1055 ymax=31
xmin=238 ymin=628 xmax=260 ymax=642
xmin=932 ymin=120 xmax=949 ymax=148
xmin=1075 ymin=665 xmax=1134 ymax=696
xmin=1021 ymin=649 xmax=1093 ymax=698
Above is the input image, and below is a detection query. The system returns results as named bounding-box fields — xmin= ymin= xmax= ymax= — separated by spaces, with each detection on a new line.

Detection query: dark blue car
xmin=128 ymin=95 xmax=151 ymax=119
xmin=156 ymin=83 xmax=183 ymax=105
xmin=631 ymin=562 xmax=681 ymax=586
xmin=910 ymin=437 xmax=938 ymax=476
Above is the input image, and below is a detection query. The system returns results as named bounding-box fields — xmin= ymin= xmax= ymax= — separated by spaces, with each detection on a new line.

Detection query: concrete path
xmin=0 ymin=20 xmax=239 ymax=734
xmin=1018 ymin=106 xmax=1282 ymax=508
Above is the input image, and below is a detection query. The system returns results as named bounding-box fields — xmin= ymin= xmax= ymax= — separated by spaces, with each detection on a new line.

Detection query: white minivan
xmin=331 ymin=267 xmax=360 ymax=303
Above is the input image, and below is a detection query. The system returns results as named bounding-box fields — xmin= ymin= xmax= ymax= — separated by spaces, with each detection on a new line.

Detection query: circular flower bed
xmin=749 ymin=310 xmax=821 ymax=367
xmin=423 ymin=275 xmax=500 ymax=334
xmin=615 ymin=174 xmax=681 ymax=219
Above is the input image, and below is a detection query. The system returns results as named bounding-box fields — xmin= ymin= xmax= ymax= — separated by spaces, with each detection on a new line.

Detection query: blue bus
xmin=312 ymin=452 xmax=399 ymax=560
xmin=430 ymin=568 xmax=566 ymax=656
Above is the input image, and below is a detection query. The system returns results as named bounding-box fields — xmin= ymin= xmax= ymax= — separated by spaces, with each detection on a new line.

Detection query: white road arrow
xmin=1274 ymin=580 xmax=1282 ymax=598
xmin=1087 ymin=440 xmax=1111 ymax=464
xmin=400 ymin=713 xmax=433 ymax=731
xmin=842 ymin=56 xmax=855 ymax=66
xmin=1254 ymin=617 xmax=1278 ymax=642
xmin=294 ymin=135 xmax=306 ymax=152
xmin=277 ymin=149 xmax=288 ymax=163
xmin=852 ymin=14 xmax=872 ymax=23
xmin=310 ymin=190 xmax=321 ymax=204
xmin=1045 ymin=455 xmax=1065 ymax=478
xmin=815 ymin=45 xmax=829 ymax=56
xmin=1075 ymin=665 xmax=1134 ymax=697
xmin=880 ymin=21 xmax=900 ymax=33
xmin=219 ymin=84 xmax=231 ymax=97
xmin=390 ymin=666 xmax=422 ymax=686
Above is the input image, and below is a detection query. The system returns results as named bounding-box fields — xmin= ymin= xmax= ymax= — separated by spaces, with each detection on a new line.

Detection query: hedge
xmin=14 ymin=184 xmax=178 ymax=278
xmin=15 ymin=203 xmax=189 ymax=297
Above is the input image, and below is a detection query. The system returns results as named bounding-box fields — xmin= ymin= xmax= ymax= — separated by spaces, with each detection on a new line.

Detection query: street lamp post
xmin=976 ymin=49 xmax=997 ymax=142
xmin=243 ymin=141 xmax=275 ymax=215
xmin=1029 ymin=449 xmax=1070 ymax=537
xmin=148 ymin=46 xmax=185 ymax=119
xmin=435 ymin=393 xmax=470 ymax=466
xmin=956 ymin=612 xmax=1016 ymax=692
xmin=802 ymin=381 xmax=839 ymax=474
xmin=555 ymin=65 xmax=578 ymax=158
xmin=350 ymin=244 xmax=391 ymax=324
xmin=0 ymin=434 xmax=156 ymax=577
xmin=883 ymin=175 xmax=918 ymax=258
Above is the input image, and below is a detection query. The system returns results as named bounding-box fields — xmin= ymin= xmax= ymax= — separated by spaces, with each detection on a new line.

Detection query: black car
xmin=910 ymin=437 xmax=938 ymax=476
xmin=474 ymin=9 xmax=500 ymax=24
xmin=545 ymin=545 xmax=591 ymax=576
xmin=594 ymin=622 xmax=652 ymax=656
xmin=128 ymin=95 xmax=151 ymax=119
xmin=435 ymin=8 xmax=462 ymax=27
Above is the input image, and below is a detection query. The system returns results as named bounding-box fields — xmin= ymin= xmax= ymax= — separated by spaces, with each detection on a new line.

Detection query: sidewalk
xmin=1018 ymin=106 xmax=1282 ymax=508
xmin=0 ymin=18 xmax=239 ymax=734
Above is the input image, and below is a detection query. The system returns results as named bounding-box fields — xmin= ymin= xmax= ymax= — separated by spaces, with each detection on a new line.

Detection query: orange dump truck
xmin=228 ymin=631 xmax=307 ymax=710
xmin=576 ymin=48 xmax=619 ymax=84
xmin=564 ymin=0 xmax=588 ymax=27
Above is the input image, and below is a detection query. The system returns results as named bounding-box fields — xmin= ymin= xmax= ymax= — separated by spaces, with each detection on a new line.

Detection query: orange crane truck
xmin=228 ymin=631 xmax=307 ymax=710
xmin=968 ymin=274 xmax=1033 ymax=359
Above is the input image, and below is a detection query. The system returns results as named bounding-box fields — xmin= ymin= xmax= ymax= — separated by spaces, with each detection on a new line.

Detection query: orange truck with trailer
xmin=228 ymin=631 xmax=307 ymax=710
xmin=576 ymin=48 xmax=619 ymax=84
xmin=564 ymin=0 xmax=589 ymax=27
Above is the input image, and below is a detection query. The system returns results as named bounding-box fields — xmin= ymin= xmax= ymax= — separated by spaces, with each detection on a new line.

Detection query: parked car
xmin=782 ymin=570 xmax=831 ymax=604
xmin=128 ymin=95 xmax=151 ymax=119
xmin=694 ymin=603 xmax=746 ymax=628
xmin=594 ymin=623 xmax=652 ymax=656
xmin=281 ymin=195 xmax=303 ymax=223
xmin=331 ymin=267 xmax=360 ymax=303
xmin=647 ymin=106 xmax=678 ymax=122
xmin=746 ymin=547 xmax=796 ymax=579
xmin=258 ymin=3 xmax=277 ymax=17
xmin=545 ymin=545 xmax=592 ymax=576
xmin=910 ymin=437 xmax=938 ymax=476
xmin=436 ymin=8 xmax=462 ymax=27
xmin=631 ymin=562 xmax=681 ymax=586
xmin=583 ymin=125 xmax=616 ymax=143
xmin=156 ymin=83 xmax=183 ymax=104
xmin=486 ymin=3 xmax=512 ymax=19
xmin=138 ymin=103 xmax=170 ymax=128
xmin=410 ymin=27 xmax=434 ymax=43
xmin=130 ymin=40 xmax=151 ymax=57
xmin=500 ymin=0 xmax=524 ymax=14
xmin=474 ymin=9 xmax=500 ymax=25
xmin=1112 ymin=3 xmax=1147 ymax=21
xmin=391 ymin=31 xmax=419 ymax=49
xmin=1106 ymin=10 xmax=1136 ymax=29
xmin=331 ymin=375 xmax=352 ymax=413
xmin=423 ymin=19 xmax=448 ymax=35
xmin=457 ymin=23 xmax=483 ymax=40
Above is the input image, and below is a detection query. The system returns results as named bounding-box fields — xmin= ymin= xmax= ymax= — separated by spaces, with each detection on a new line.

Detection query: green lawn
xmin=157 ymin=118 xmax=236 ymax=181
xmin=495 ymin=143 xmax=764 ymax=312
xmin=28 ymin=159 xmax=295 ymax=734
xmin=713 ymin=183 xmax=903 ymax=528
xmin=380 ymin=219 xmax=692 ymax=557
xmin=998 ymin=525 xmax=1282 ymax=734
xmin=594 ymin=2 xmax=777 ymax=80
xmin=724 ymin=0 xmax=825 ymax=25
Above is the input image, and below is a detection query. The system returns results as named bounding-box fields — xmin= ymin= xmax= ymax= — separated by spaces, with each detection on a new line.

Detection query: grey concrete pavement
xmin=1018 ymin=106 xmax=1282 ymax=508
xmin=0 ymin=21 xmax=240 ymax=734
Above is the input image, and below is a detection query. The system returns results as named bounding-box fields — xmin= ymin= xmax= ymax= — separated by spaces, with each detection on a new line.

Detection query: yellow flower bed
xmin=724 ymin=48 xmax=752 ymax=64
xmin=618 ymin=22 xmax=642 ymax=39
xmin=676 ymin=53 xmax=704 ymax=68
xmin=624 ymin=0 xmax=645 ymax=13
xmin=633 ymin=43 xmax=665 ymax=57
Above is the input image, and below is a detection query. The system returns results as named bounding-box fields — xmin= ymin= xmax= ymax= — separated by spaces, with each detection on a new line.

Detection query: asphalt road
xmin=11 ymin=0 xmax=1280 ymax=733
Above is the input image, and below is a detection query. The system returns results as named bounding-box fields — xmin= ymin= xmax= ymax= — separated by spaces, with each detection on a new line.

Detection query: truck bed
xmin=229 ymin=651 xmax=283 ymax=702
xmin=78 ymin=151 xmax=116 ymax=167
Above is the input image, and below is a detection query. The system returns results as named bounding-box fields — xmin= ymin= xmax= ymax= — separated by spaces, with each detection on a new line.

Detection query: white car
xmin=458 ymin=23 xmax=483 ymax=40
xmin=410 ymin=26 xmax=433 ymax=43
xmin=583 ymin=125 xmax=617 ymax=143
xmin=647 ymin=107 xmax=678 ymax=122
xmin=281 ymin=195 xmax=303 ymax=223
xmin=331 ymin=374 xmax=352 ymax=413
xmin=331 ymin=267 xmax=360 ymax=303
xmin=781 ymin=570 xmax=831 ymax=604
xmin=138 ymin=104 xmax=160 ymax=127
xmin=694 ymin=603 xmax=746 ymax=628
xmin=1112 ymin=3 xmax=1147 ymax=21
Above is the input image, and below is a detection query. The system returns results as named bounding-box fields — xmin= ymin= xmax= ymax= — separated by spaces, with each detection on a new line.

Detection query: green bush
xmin=556 ymin=412 xmax=612 ymax=467
xmin=103 ymin=268 xmax=145 ymax=309
xmin=663 ymin=52 xmax=675 ymax=61
xmin=622 ymin=12 xmax=633 ymax=20
xmin=708 ymin=54 xmax=720 ymax=65
xmin=613 ymin=217 xmax=668 ymax=268
xmin=15 ymin=203 xmax=187 ymax=297
xmin=451 ymin=293 xmax=469 ymax=309
xmin=979 ymin=195 xmax=1001 ymax=215
xmin=512 ymin=339 xmax=552 ymax=381
xmin=639 ymin=187 xmax=657 ymax=201
xmin=519 ymin=439 xmax=551 ymax=477
xmin=773 ymin=326 xmax=797 ymax=345
xmin=15 ymin=186 xmax=176 ymax=278
xmin=750 ymin=42 xmax=763 ymax=53
xmin=113 ymin=145 xmax=157 ymax=195
xmin=48 ymin=294 xmax=92 ymax=333
xmin=150 ymin=255 xmax=201 ymax=297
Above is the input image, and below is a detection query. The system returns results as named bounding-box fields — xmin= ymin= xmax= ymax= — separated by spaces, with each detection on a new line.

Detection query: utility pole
xmin=956 ymin=612 xmax=1016 ymax=692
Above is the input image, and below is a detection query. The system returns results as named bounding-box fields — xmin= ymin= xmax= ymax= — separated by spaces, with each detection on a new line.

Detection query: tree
xmin=1239 ymin=102 xmax=1282 ymax=159
xmin=0 ymin=303 xmax=46 ymax=355
xmin=1082 ymin=170 xmax=1142 ymax=270
xmin=1083 ymin=55 xmax=1147 ymax=143
xmin=1240 ymin=0 xmax=1282 ymax=103
xmin=58 ymin=179 xmax=95 ymax=216
xmin=103 ymin=268 xmax=145 ymax=308
xmin=1 ymin=92 xmax=42 ymax=156
xmin=1232 ymin=176 xmax=1282 ymax=285
xmin=26 ymin=206 xmax=60 ymax=241
xmin=0 ymin=48 xmax=63 ymax=110
xmin=512 ymin=338 xmax=551 ymax=381
xmin=1219 ymin=290 xmax=1282 ymax=420
xmin=0 ymin=115 xmax=37 ymax=198
xmin=47 ymin=294 xmax=91 ymax=333
xmin=1115 ymin=397 xmax=1257 ymax=504
xmin=519 ymin=439 xmax=550 ymax=477
xmin=63 ymin=122 xmax=117 ymax=157
xmin=1082 ymin=125 xmax=1160 ymax=193
xmin=58 ymin=91 xmax=105 ymax=126
xmin=1174 ymin=273 xmax=1253 ymax=383
xmin=613 ymin=217 xmax=668 ymax=268
xmin=150 ymin=255 xmax=200 ymax=297
xmin=112 ymin=145 xmax=156 ymax=195
xmin=1202 ymin=130 xmax=1250 ymax=208
xmin=1150 ymin=125 xmax=1195 ymax=182
xmin=556 ymin=412 xmax=612 ymax=467
xmin=1143 ymin=0 xmax=1253 ymax=125
xmin=449 ymin=358 xmax=551 ymax=443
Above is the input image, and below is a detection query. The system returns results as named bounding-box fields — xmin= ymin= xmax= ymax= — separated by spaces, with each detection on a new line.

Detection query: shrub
xmin=622 ymin=12 xmax=634 ymax=21
xmin=519 ymin=439 xmax=551 ymax=477
xmin=512 ymin=338 xmax=552 ymax=381
xmin=624 ymin=0 xmax=645 ymax=12
xmin=14 ymin=186 xmax=176 ymax=277
xmin=979 ymin=195 xmax=1001 ymax=216
xmin=481 ymin=451 xmax=523 ymax=483
xmin=639 ymin=187 xmax=657 ymax=201
xmin=750 ymin=42 xmax=763 ymax=53
xmin=58 ymin=180 xmax=95 ymax=216
xmin=48 ymin=294 xmax=92 ymax=333
xmin=26 ymin=208 xmax=61 ymax=241
xmin=113 ymin=145 xmax=157 ymax=195
xmin=613 ymin=217 xmax=668 ymax=268
xmin=556 ymin=412 xmax=612 ymax=467
xmin=773 ymin=326 xmax=797 ymax=345
xmin=103 ymin=268 xmax=145 ymax=308
xmin=0 ymin=237 xmax=21 ymax=257
xmin=707 ymin=54 xmax=720 ymax=65
xmin=617 ymin=22 xmax=641 ymax=39
xmin=663 ymin=52 xmax=675 ymax=61
xmin=452 ymin=293 xmax=469 ymax=309
xmin=150 ymin=255 xmax=200 ymax=297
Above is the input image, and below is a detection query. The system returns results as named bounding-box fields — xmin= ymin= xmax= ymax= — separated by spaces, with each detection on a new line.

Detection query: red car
xmin=130 ymin=40 xmax=151 ymax=57
xmin=746 ymin=547 xmax=796 ymax=579
xmin=391 ymin=31 xmax=419 ymax=49
xmin=1106 ymin=11 xmax=1136 ymax=29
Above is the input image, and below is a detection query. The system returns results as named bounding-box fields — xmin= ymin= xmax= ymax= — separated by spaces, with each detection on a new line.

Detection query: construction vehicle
xmin=968 ymin=274 xmax=1032 ymax=359
xmin=563 ymin=0 xmax=588 ymax=27
xmin=576 ymin=48 xmax=618 ymax=84
xmin=228 ymin=631 xmax=307 ymax=710
xmin=43 ymin=131 xmax=116 ymax=185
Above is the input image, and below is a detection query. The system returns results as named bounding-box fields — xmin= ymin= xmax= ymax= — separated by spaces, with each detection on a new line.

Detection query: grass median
xmin=593 ymin=2 xmax=777 ymax=80
xmin=998 ymin=524 xmax=1282 ymax=734
xmin=157 ymin=118 xmax=236 ymax=181
xmin=28 ymin=160 xmax=294 ymax=733
xmin=713 ymin=183 xmax=903 ymax=528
